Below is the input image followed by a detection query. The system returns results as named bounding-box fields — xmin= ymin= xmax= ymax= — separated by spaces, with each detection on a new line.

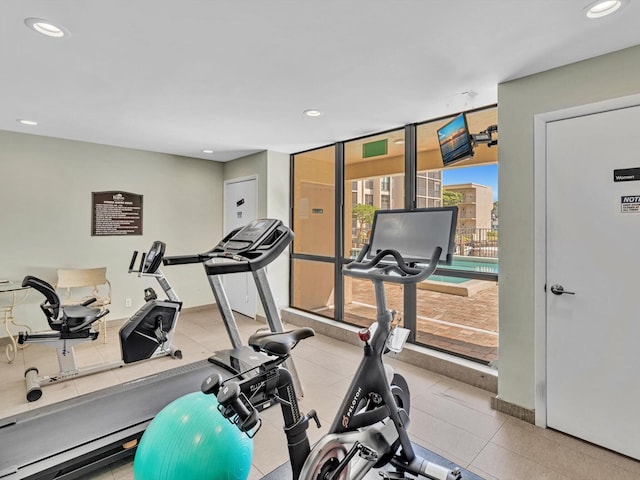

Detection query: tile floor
xmin=1 ymin=307 xmax=638 ymax=480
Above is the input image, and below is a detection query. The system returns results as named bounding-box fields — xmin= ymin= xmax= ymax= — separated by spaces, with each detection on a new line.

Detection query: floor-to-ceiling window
xmin=414 ymin=107 xmax=498 ymax=363
xmin=290 ymin=145 xmax=336 ymax=315
xmin=342 ymin=129 xmax=406 ymax=328
xmin=290 ymin=106 xmax=498 ymax=364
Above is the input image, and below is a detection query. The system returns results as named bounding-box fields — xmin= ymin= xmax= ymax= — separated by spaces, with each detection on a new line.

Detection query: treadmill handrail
xmin=162 ymin=252 xmax=216 ymax=266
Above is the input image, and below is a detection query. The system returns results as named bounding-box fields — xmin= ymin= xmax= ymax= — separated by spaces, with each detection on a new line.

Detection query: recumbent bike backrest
xmin=22 ymin=275 xmax=62 ymax=329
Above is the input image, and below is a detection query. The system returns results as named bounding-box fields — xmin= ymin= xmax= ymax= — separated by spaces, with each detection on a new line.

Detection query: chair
xmin=56 ymin=267 xmax=111 ymax=343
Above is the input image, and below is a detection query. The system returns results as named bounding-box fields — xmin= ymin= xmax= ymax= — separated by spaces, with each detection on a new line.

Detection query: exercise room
xmin=1 ymin=2 xmax=639 ymax=480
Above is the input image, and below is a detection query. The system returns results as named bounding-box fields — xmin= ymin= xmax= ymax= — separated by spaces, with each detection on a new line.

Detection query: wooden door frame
xmin=533 ymin=93 xmax=640 ymax=428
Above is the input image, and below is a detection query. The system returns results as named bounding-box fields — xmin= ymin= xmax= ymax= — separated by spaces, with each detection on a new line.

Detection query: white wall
xmin=266 ymin=150 xmax=292 ymax=310
xmin=498 ymin=44 xmax=640 ymax=410
xmin=0 ymin=130 xmax=224 ymax=335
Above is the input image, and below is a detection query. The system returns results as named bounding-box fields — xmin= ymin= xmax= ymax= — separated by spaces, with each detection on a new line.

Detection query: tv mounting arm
xmin=471 ymin=124 xmax=498 ymax=147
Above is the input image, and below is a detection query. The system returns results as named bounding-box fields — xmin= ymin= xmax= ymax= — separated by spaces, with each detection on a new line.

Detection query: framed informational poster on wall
xmin=92 ymin=191 xmax=143 ymax=236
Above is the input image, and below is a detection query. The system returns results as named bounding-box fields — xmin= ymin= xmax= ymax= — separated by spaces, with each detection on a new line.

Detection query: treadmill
xmin=162 ymin=218 xmax=303 ymax=400
xmin=0 ymin=219 xmax=297 ymax=480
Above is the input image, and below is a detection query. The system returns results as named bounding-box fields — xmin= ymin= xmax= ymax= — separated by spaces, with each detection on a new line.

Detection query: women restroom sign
xmin=614 ymin=167 xmax=640 ymax=214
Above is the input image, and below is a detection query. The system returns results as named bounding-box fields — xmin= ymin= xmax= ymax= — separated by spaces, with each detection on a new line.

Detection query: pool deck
xmin=418 ymin=278 xmax=496 ymax=297
xmin=344 ymin=278 xmax=498 ymax=364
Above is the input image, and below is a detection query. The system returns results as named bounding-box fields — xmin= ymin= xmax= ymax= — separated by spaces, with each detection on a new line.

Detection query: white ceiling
xmin=2 ymin=0 xmax=640 ymax=162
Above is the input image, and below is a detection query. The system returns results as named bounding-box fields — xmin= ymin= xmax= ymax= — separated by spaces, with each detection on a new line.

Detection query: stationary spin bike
xmin=19 ymin=241 xmax=182 ymax=402
xmin=201 ymin=207 xmax=462 ymax=480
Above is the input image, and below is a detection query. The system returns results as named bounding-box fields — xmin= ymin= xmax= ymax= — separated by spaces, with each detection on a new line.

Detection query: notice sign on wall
xmin=620 ymin=195 xmax=640 ymax=214
xmin=92 ymin=191 xmax=143 ymax=236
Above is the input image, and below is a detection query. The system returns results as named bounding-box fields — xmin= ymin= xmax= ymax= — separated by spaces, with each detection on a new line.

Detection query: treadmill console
xmin=162 ymin=218 xmax=293 ymax=274
xmin=219 ymin=219 xmax=280 ymax=253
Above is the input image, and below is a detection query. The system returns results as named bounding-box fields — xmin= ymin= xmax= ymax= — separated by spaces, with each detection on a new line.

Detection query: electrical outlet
xmin=125 ymin=298 xmax=132 ymax=308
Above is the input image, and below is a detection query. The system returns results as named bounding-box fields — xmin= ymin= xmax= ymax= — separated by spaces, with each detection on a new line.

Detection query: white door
xmin=546 ymin=105 xmax=640 ymax=460
xmin=223 ymin=177 xmax=258 ymax=318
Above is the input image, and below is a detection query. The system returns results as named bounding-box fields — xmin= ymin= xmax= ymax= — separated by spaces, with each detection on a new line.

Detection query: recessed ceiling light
xmin=25 ymin=18 xmax=69 ymax=38
xmin=585 ymin=0 xmax=623 ymax=18
xmin=17 ymin=118 xmax=39 ymax=126
xmin=201 ymin=149 xmax=214 ymax=154
xmin=303 ymin=109 xmax=322 ymax=117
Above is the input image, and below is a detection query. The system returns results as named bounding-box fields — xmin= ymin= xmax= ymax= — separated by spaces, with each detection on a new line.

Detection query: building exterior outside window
xmin=417 ymin=171 xmax=443 ymax=209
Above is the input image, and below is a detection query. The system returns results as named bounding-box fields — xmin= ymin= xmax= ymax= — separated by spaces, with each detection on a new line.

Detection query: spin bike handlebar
xmin=343 ymin=245 xmax=443 ymax=284
xmin=201 ymin=373 xmax=261 ymax=434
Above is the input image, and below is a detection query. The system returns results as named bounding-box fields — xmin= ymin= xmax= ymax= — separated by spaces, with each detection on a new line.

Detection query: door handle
xmin=550 ymin=284 xmax=575 ymax=295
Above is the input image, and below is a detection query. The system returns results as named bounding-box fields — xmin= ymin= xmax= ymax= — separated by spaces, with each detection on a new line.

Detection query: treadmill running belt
xmin=0 ymin=360 xmax=215 ymax=480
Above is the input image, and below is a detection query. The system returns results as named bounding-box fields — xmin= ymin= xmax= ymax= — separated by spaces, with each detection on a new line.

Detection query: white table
xmin=1 ymin=280 xmax=31 ymax=363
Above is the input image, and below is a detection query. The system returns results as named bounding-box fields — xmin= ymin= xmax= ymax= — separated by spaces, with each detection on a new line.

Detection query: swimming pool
xmin=446 ymin=257 xmax=499 ymax=275
xmin=428 ymin=275 xmax=469 ymax=284
xmin=421 ymin=256 xmax=498 ymax=296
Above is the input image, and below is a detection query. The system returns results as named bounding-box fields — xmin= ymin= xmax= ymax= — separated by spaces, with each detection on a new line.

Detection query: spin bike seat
xmin=248 ymin=328 xmax=314 ymax=357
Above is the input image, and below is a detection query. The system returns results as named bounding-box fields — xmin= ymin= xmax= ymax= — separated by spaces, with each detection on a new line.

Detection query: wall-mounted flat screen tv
xmin=437 ymin=113 xmax=474 ymax=166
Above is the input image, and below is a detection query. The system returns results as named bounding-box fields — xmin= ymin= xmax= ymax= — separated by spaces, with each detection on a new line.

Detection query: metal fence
xmin=455 ymin=227 xmax=498 ymax=258
xmin=349 ymin=227 xmax=498 ymax=259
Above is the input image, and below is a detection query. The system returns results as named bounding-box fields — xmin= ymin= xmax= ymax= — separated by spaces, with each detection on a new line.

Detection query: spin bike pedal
xmin=379 ymin=471 xmax=406 ymax=480
xmin=359 ymin=444 xmax=378 ymax=462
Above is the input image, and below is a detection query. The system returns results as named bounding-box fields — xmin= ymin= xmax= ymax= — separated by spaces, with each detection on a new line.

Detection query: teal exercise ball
xmin=134 ymin=391 xmax=253 ymax=480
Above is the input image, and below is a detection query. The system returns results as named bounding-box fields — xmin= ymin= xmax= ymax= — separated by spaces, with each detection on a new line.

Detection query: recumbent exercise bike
xmin=19 ymin=241 xmax=182 ymax=402
xmin=201 ymin=207 xmax=462 ymax=480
